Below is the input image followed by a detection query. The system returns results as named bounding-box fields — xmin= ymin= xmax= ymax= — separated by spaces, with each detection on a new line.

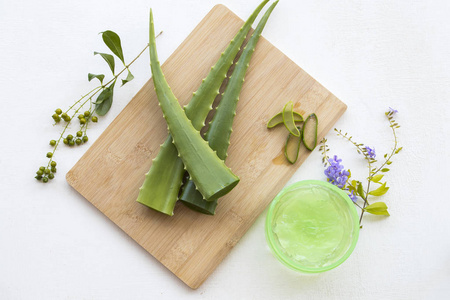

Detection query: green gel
xmin=266 ymin=180 xmax=359 ymax=273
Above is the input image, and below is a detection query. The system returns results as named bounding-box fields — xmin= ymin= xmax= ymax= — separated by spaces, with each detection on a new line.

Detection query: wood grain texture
xmin=66 ymin=4 xmax=346 ymax=289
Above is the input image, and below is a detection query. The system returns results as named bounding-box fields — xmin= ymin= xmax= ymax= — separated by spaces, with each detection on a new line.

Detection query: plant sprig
xmin=35 ymin=30 xmax=162 ymax=183
xmin=319 ymin=107 xmax=402 ymax=226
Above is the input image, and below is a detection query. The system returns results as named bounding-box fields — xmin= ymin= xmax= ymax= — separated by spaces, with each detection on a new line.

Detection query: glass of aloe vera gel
xmin=265 ymin=180 xmax=359 ymax=273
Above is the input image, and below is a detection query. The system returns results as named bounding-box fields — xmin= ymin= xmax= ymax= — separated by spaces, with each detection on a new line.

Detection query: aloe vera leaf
xmin=302 ymin=113 xmax=318 ymax=150
xmin=284 ymin=126 xmax=302 ymax=164
xmin=282 ymin=101 xmax=300 ymax=137
xmin=180 ymin=1 xmax=279 ymax=212
xmin=149 ymin=10 xmax=241 ymax=201
xmin=137 ymin=1 xmax=269 ymax=215
xmin=267 ymin=111 xmax=303 ymax=128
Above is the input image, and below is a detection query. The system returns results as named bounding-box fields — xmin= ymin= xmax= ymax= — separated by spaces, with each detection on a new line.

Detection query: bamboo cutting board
xmin=67 ymin=4 xmax=346 ymax=289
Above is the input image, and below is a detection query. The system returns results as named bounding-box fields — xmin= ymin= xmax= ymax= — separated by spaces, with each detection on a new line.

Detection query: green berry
xmin=55 ymin=116 xmax=61 ymax=123
xmin=84 ymin=111 xmax=90 ymax=117
xmin=55 ymin=108 xmax=62 ymax=115
xmin=35 ymin=175 xmax=42 ymax=180
xmin=63 ymin=138 xmax=69 ymax=145
xmin=50 ymin=140 xmax=56 ymax=146
xmin=51 ymin=161 xmax=57 ymax=167
xmin=64 ymin=116 xmax=71 ymax=122
xmin=92 ymin=116 xmax=98 ymax=122
xmin=52 ymin=113 xmax=58 ymax=119
xmin=48 ymin=173 xmax=55 ymax=179
xmin=67 ymin=134 xmax=73 ymax=141
xmin=78 ymin=114 xmax=84 ymax=119
xmin=51 ymin=167 xmax=57 ymax=173
xmin=46 ymin=152 xmax=53 ymax=158
xmin=69 ymin=140 xmax=75 ymax=146
xmin=39 ymin=166 xmax=45 ymax=171
xmin=44 ymin=168 xmax=50 ymax=174
xmin=80 ymin=118 xmax=86 ymax=124
xmin=76 ymin=138 xmax=82 ymax=145
xmin=37 ymin=170 xmax=44 ymax=176
xmin=76 ymin=131 xmax=83 ymax=137
xmin=82 ymin=136 xmax=89 ymax=143
xmin=43 ymin=177 xmax=49 ymax=183
xmin=61 ymin=113 xmax=68 ymax=119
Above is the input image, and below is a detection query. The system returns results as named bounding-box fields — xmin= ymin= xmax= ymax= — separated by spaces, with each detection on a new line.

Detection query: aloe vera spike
xmin=267 ymin=111 xmax=303 ymax=128
xmin=180 ymin=1 xmax=279 ymax=212
xmin=284 ymin=126 xmax=302 ymax=164
xmin=147 ymin=10 xmax=239 ymax=201
xmin=282 ymin=101 xmax=300 ymax=137
xmin=302 ymin=113 xmax=318 ymax=151
xmin=137 ymin=1 xmax=269 ymax=215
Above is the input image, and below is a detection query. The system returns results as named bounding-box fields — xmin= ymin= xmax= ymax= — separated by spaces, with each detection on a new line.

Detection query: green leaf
xmin=101 ymin=30 xmax=125 ymax=64
xmin=369 ymin=182 xmax=389 ymax=196
xmin=381 ymin=168 xmax=390 ymax=172
xmin=88 ymin=73 xmax=105 ymax=84
xmin=121 ymin=70 xmax=134 ymax=86
xmin=95 ymin=81 xmax=115 ymax=116
xmin=357 ymin=182 xmax=365 ymax=198
xmin=371 ymin=174 xmax=384 ymax=183
xmin=395 ymin=147 xmax=403 ymax=154
xmin=364 ymin=202 xmax=390 ymax=216
xmin=386 ymin=161 xmax=392 ymax=165
xmin=94 ymin=52 xmax=115 ymax=74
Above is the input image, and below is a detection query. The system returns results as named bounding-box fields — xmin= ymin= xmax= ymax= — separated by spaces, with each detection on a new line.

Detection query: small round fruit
xmin=55 ymin=108 xmax=62 ymax=115
xmin=67 ymin=134 xmax=73 ymax=141
xmin=63 ymin=138 xmax=69 ymax=145
xmin=37 ymin=170 xmax=44 ymax=176
xmin=82 ymin=136 xmax=89 ymax=143
xmin=76 ymin=138 xmax=82 ymax=145
xmin=80 ymin=118 xmax=86 ymax=124
xmin=48 ymin=173 xmax=55 ymax=179
xmin=46 ymin=152 xmax=53 ymax=158
xmin=69 ymin=140 xmax=75 ymax=146
xmin=76 ymin=131 xmax=83 ymax=137
xmin=50 ymin=140 xmax=56 ymax=146
xmin=43 ymin=177 xmax=49 ymax=183
xmin=51 ymin=161 xmax=57 ymax=167
xmin=92 ymin=116 xmax=98 ymax=123
xmin=44 ymin=168 xmax=50 ymax=174
xmin=84 ymin=111 xmax=90 ymax=117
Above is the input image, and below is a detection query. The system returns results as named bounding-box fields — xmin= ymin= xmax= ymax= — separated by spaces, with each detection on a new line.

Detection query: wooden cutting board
xmin=67 ymin=4 xmax=346 ymax=289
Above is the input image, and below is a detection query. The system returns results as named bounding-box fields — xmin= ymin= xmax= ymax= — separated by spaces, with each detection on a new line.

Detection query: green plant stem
xmin=42 ymin=33 xmax=163 ymax=174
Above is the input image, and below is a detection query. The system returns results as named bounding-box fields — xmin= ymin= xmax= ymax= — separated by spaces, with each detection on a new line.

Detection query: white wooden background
xmin=1 ymin=0 xmax=449 ymax=299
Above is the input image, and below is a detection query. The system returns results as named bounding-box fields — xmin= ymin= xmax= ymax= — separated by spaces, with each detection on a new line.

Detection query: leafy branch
xmin=320 ymin=108 xmax=402 ymax=226
xmin=35 ymin=30 xmax=162 ymax=183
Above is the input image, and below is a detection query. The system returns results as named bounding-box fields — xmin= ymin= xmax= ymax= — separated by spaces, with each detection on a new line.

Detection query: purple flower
xmin=348 ymin=190 xmax=357 ymax=203
xmin=389 ymin=107 xmax=398 ymax=114
xmin=365 ymin=146 xmax=376 ymax=159
xmin=324 ymin=155 xmax=349 ymax=189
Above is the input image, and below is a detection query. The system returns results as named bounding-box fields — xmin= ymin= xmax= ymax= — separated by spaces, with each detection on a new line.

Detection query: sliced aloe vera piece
xmin=282 ymin=101 xmax=300 ymax=137
xmin=267 ymin=111 xmax=303 ymax=128
xmin=302 ymin=113 xmax=318 ymax=150
xmin=284 ymin=126 xmax=302 ymax=164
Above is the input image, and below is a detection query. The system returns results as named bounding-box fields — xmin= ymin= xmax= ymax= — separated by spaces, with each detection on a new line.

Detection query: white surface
xmin=1 ymin=0 xmax=449 ymax=299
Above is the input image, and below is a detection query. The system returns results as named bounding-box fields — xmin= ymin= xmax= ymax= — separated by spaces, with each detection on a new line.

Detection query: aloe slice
xmin=284 ymin=126 xmax=302 ymax=164
xmin=282 ymin=101 xmax=300 ymax=137
xmin=267 ymin=111 xmax=303 ymax=128
xmin=302 ymin=113 xmax=318 ymax=150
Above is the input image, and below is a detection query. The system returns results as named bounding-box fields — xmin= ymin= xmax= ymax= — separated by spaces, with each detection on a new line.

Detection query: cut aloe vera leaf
xmin=267 ymin=111 xmax=303 ymax=128
xmin=180 ymin=0 xmax=279 ymax=212
xmin=282 ymin=101 xmax=300 ymax=137
xmin=302 ymin=113 xmax=318 ymax=151
xmin=284 ymin=126 xmax=302 ymax=164
xmin=136 ymin=0 xmax=269 ymax=215
xmin=147 ymin=9 xmax=239 ymax=201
